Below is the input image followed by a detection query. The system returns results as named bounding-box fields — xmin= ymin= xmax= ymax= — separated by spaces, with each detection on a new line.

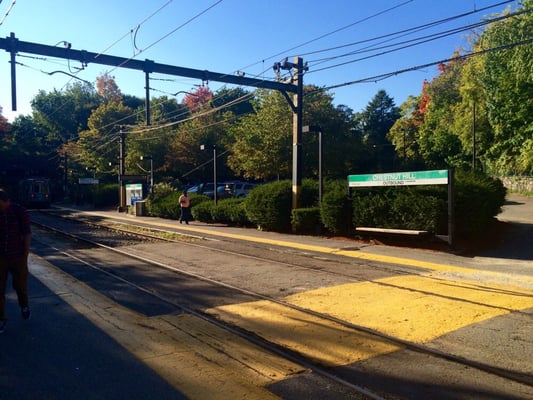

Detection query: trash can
xmin=135 ymin=200 xmax=145 ymax=216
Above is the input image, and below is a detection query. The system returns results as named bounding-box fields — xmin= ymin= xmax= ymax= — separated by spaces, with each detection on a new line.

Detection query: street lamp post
xmin=303 ymin=125 xmax=323 ymax=203
xmin=200 ymin=144 xmax=217 ymax=205
xmin=140 ymin=156 xmax=153 ymax=193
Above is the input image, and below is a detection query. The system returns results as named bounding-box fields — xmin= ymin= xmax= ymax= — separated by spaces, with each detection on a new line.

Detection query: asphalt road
xmin=475 ymin=193 xmax=533 ymax=261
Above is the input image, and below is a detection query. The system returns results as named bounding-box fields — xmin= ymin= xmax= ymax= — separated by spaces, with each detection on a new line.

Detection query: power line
xmin=236 ymin=0 xmax=414 ymax=74
xmin=95 ymin=0 xmax=174 ymax=58
xmin=101 ymin=0 xmax=224 ymax=77
xmin=312 ymin=37 xmax=533 ymax=93
xmin=307 ymin=8 xmax=529 ymax=74
xmin=0 ymin=0 xmax=16 ymax=26
xmin=297 ymin=0 xmax=515 ymax=61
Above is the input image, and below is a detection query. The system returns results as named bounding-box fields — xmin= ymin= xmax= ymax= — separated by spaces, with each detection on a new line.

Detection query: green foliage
xmin=144 ymin=183 xmax=176 ymax=216
xmin=244 ymin=179 xmax=318 ymax=231
xmin=320 ymin=180 xmax=353 ymax=235
xmin=228 ymin=90 xmax=293 ymax=180
xmin=348 ymin=170 xmax=506 ymax=239
xmin=291 ymin=207 xmax=321 ymax=234
xmin=148 ymin=192 xmax=181 ymax=219
xmin=480 ymin=4 xmax=533 ymax=175
xmin=94 ymin=184 xmax=118 ymax=207
xmin=191 ymin=200 xmax=214 ymax=222
xmin=211 ymin=198 xmax=250 ymax=225
xmin=390 ymin=3 xmax=532 ymax=175
xmin=244 ymin=180 xmax=293 ymax=231
xmin=454 ymin=169 xmax=507 ymax=237
xmin=352 ymin=190 xmax=391 ymax=228
xmin=352 ymin=187 xmax=445 ymax=233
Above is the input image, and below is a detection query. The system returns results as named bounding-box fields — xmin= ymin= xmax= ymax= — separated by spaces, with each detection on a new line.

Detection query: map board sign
xmin=348 ymin=169 xmax=448 ymax=187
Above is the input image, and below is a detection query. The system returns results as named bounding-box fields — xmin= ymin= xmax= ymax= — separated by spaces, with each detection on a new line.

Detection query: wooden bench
xmin=355 ymin=227 xmax=430 ymax=236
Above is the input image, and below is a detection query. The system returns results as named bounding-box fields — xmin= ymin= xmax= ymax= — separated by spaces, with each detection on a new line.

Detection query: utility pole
xmin=2 ymin=33 xmax=304 ymax=211
xmin=292 ymin=57 xmax=304 ymax=210
xmin=472 ymin=101 xmax=476 ymax=170
xmin=274 ymin=57 xmax=306 ymax=210
xmin=144 ymin=59 xmax=154 ymax=126
xmin=118 ymin=128 xmax=126 ymax=212
xmin=63 ymin=153 xmax=68 ymax=198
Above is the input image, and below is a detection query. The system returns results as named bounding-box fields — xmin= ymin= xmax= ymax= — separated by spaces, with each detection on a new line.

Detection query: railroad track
xmin=30 ymin=209 xmax=533 ymax=399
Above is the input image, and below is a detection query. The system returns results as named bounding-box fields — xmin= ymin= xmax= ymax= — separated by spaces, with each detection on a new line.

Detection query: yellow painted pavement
xmin=30 ymin=256 xmax=304 ymax=400
xmin=53 ymin=208 xmax=533 ymax=375
xmin=77 ymin=208 xmax=533 ymax=284
xmin=209 ymin=274 xmax=533 ymax=366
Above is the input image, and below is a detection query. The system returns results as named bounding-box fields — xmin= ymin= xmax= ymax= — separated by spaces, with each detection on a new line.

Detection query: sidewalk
xmin=0 ymin=265 xmax=187 ymax=400
xmin=68 ymin=193 xmax=532 ymax=285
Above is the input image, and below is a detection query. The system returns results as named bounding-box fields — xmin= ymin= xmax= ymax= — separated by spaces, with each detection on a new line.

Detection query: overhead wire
xmin=11 ymin=0 xmax=525 ymax=163
xmin=307 ymin=8 xmax=529 ymax=74
xmin=310 ymin=37 xmax=533 ymax=94
xmin=59 ymin=1 xmax=524 ymax=144
xmin=301 ymin=0 xmax=516 ymax=63
xmin=95 ymin=0 xmax=174 ymax=58
xmin=235 ymin=0 xmax=415 ymax=75
xmin=0 ymin=0 xmax=16 ymax=26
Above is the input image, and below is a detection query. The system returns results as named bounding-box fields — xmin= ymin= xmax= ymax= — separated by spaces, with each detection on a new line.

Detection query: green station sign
xmin=348 ymin=169 xmax=448 ymax=187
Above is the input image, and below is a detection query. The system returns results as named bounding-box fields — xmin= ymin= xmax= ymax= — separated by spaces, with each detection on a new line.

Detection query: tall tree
xmin=96 ymin=73 xmax=123 ymax=103
xmin=31 ymin=81 xmax=100 ymax=146
xmin=479 ymin=0 xmax=532 ymax=175
xmin=357 ymin=90 xmax=401 ymax=172
xmin=415 ymin=55 xmax=466 ymax=169
xmin=228 ymin=90 xmax=292 ymax=180
xmin=77 ymin=101 xmax=135 ymax=173
xmin=388 ymin=94 xmax=425 ymax=169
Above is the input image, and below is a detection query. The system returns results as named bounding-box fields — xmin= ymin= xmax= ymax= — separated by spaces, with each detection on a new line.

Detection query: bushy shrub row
xmin=143 ymin=171 xmax=506 ymax=241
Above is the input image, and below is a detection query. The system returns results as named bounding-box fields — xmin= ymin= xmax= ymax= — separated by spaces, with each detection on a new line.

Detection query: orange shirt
xmin=179 ymin=194 xmax=190 ymax=207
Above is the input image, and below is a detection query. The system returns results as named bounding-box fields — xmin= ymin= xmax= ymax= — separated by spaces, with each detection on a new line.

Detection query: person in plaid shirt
xmin=0 ymin=188 xmax=32 ymax=333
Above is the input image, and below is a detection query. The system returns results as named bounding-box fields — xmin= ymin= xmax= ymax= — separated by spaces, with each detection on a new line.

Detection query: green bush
xmin=244 ymin=180 xmax=318 ymax=232
xmin=348 ymin=170 xmax=505 ymax=239
xmin=352 ymin=190 xmax=391 ymax=227
xmin=320 ymin=180 xmax=352 ymax=235
xmin=94 ymin=184 xmax=118 ymax=207
xmin=211 ymin=198 xmax=250 ymax=225
xmin=390 ymin=189 xmax=443 ymax=232
xmin=192 ymin=200 xmax=214 ymax=222
xmin=291 ymin=207 xmax=321 ymax=234
xmin=352 ymin=187 xmax=445 ymax=233
xmin=244 ymin=180 xmax=293 ymax=231
xmin=149 ymin=192 xmax=181 ymax=219
xmin=145 ymin=183 xmax=177 ymax=216
xmin=454 ymin=170 xmax=506 ymax=238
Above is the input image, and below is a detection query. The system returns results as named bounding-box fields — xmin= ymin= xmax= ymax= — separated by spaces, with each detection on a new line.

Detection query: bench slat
xmin=356 ymin=227 xmax=429 ymax=236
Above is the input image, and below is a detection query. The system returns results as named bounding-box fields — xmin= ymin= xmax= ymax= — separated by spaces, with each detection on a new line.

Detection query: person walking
xmin=0 ymin=188 xmax=32 ymax=333
xmin=179 ymin=189 xmax=191 ymax=224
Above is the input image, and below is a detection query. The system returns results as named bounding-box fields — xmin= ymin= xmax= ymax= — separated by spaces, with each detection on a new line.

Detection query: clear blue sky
xmin=0 ymin=0 xmax=521 ymax=122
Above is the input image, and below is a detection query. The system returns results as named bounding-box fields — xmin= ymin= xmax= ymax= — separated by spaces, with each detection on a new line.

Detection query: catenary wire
xmin=307 ymin=9 xmax=529 ymax=74
xmin=309 ymin=37 xmax=533 ymax=94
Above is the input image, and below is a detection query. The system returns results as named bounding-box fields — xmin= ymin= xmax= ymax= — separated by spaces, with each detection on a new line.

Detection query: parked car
xmin=221 ymin=181 xmax=258 ymax=198
xmin=187 ymin=183 xmax=226 ymax=199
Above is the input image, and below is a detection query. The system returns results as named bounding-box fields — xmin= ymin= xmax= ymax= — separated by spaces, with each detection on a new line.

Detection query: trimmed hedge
xmin=244 ymin=180 xmax=293 ymax=231
xmin=244 ymin=179 xmax=318 ymax=232
xmin=454 ymin=169 xmax=506 ymax=237
xmin=292 ymin=207 xmax=321 ymax=234
xmin=141 ymin=170 xmax=506 ymax=244
xmin=212 ymin=198 xmax=250 ymax=226
xmin=352 ymin=187 xmax=444 ymax=233
xmin=192 ymin=200 xmax=215 ymax=222
xmin=320 ymin=180 xmax=353 ymax=235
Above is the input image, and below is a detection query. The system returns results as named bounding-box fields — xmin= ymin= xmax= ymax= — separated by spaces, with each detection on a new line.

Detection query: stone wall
xmin=500 ymin=176 xmax=533 ymax=194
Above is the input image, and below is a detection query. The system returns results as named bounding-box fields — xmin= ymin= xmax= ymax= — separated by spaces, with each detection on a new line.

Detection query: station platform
xmin=1 ymin=195 xmax=531 ymax=399
xmin=60 ymin=198 xmax=533 ymax=285
xmin=0 ymin=259 xmax=187 ymax=399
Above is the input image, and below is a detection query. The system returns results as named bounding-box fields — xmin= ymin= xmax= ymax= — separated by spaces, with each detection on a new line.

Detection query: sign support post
xmin=348 ymin=169 xmax=454 ymax=245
